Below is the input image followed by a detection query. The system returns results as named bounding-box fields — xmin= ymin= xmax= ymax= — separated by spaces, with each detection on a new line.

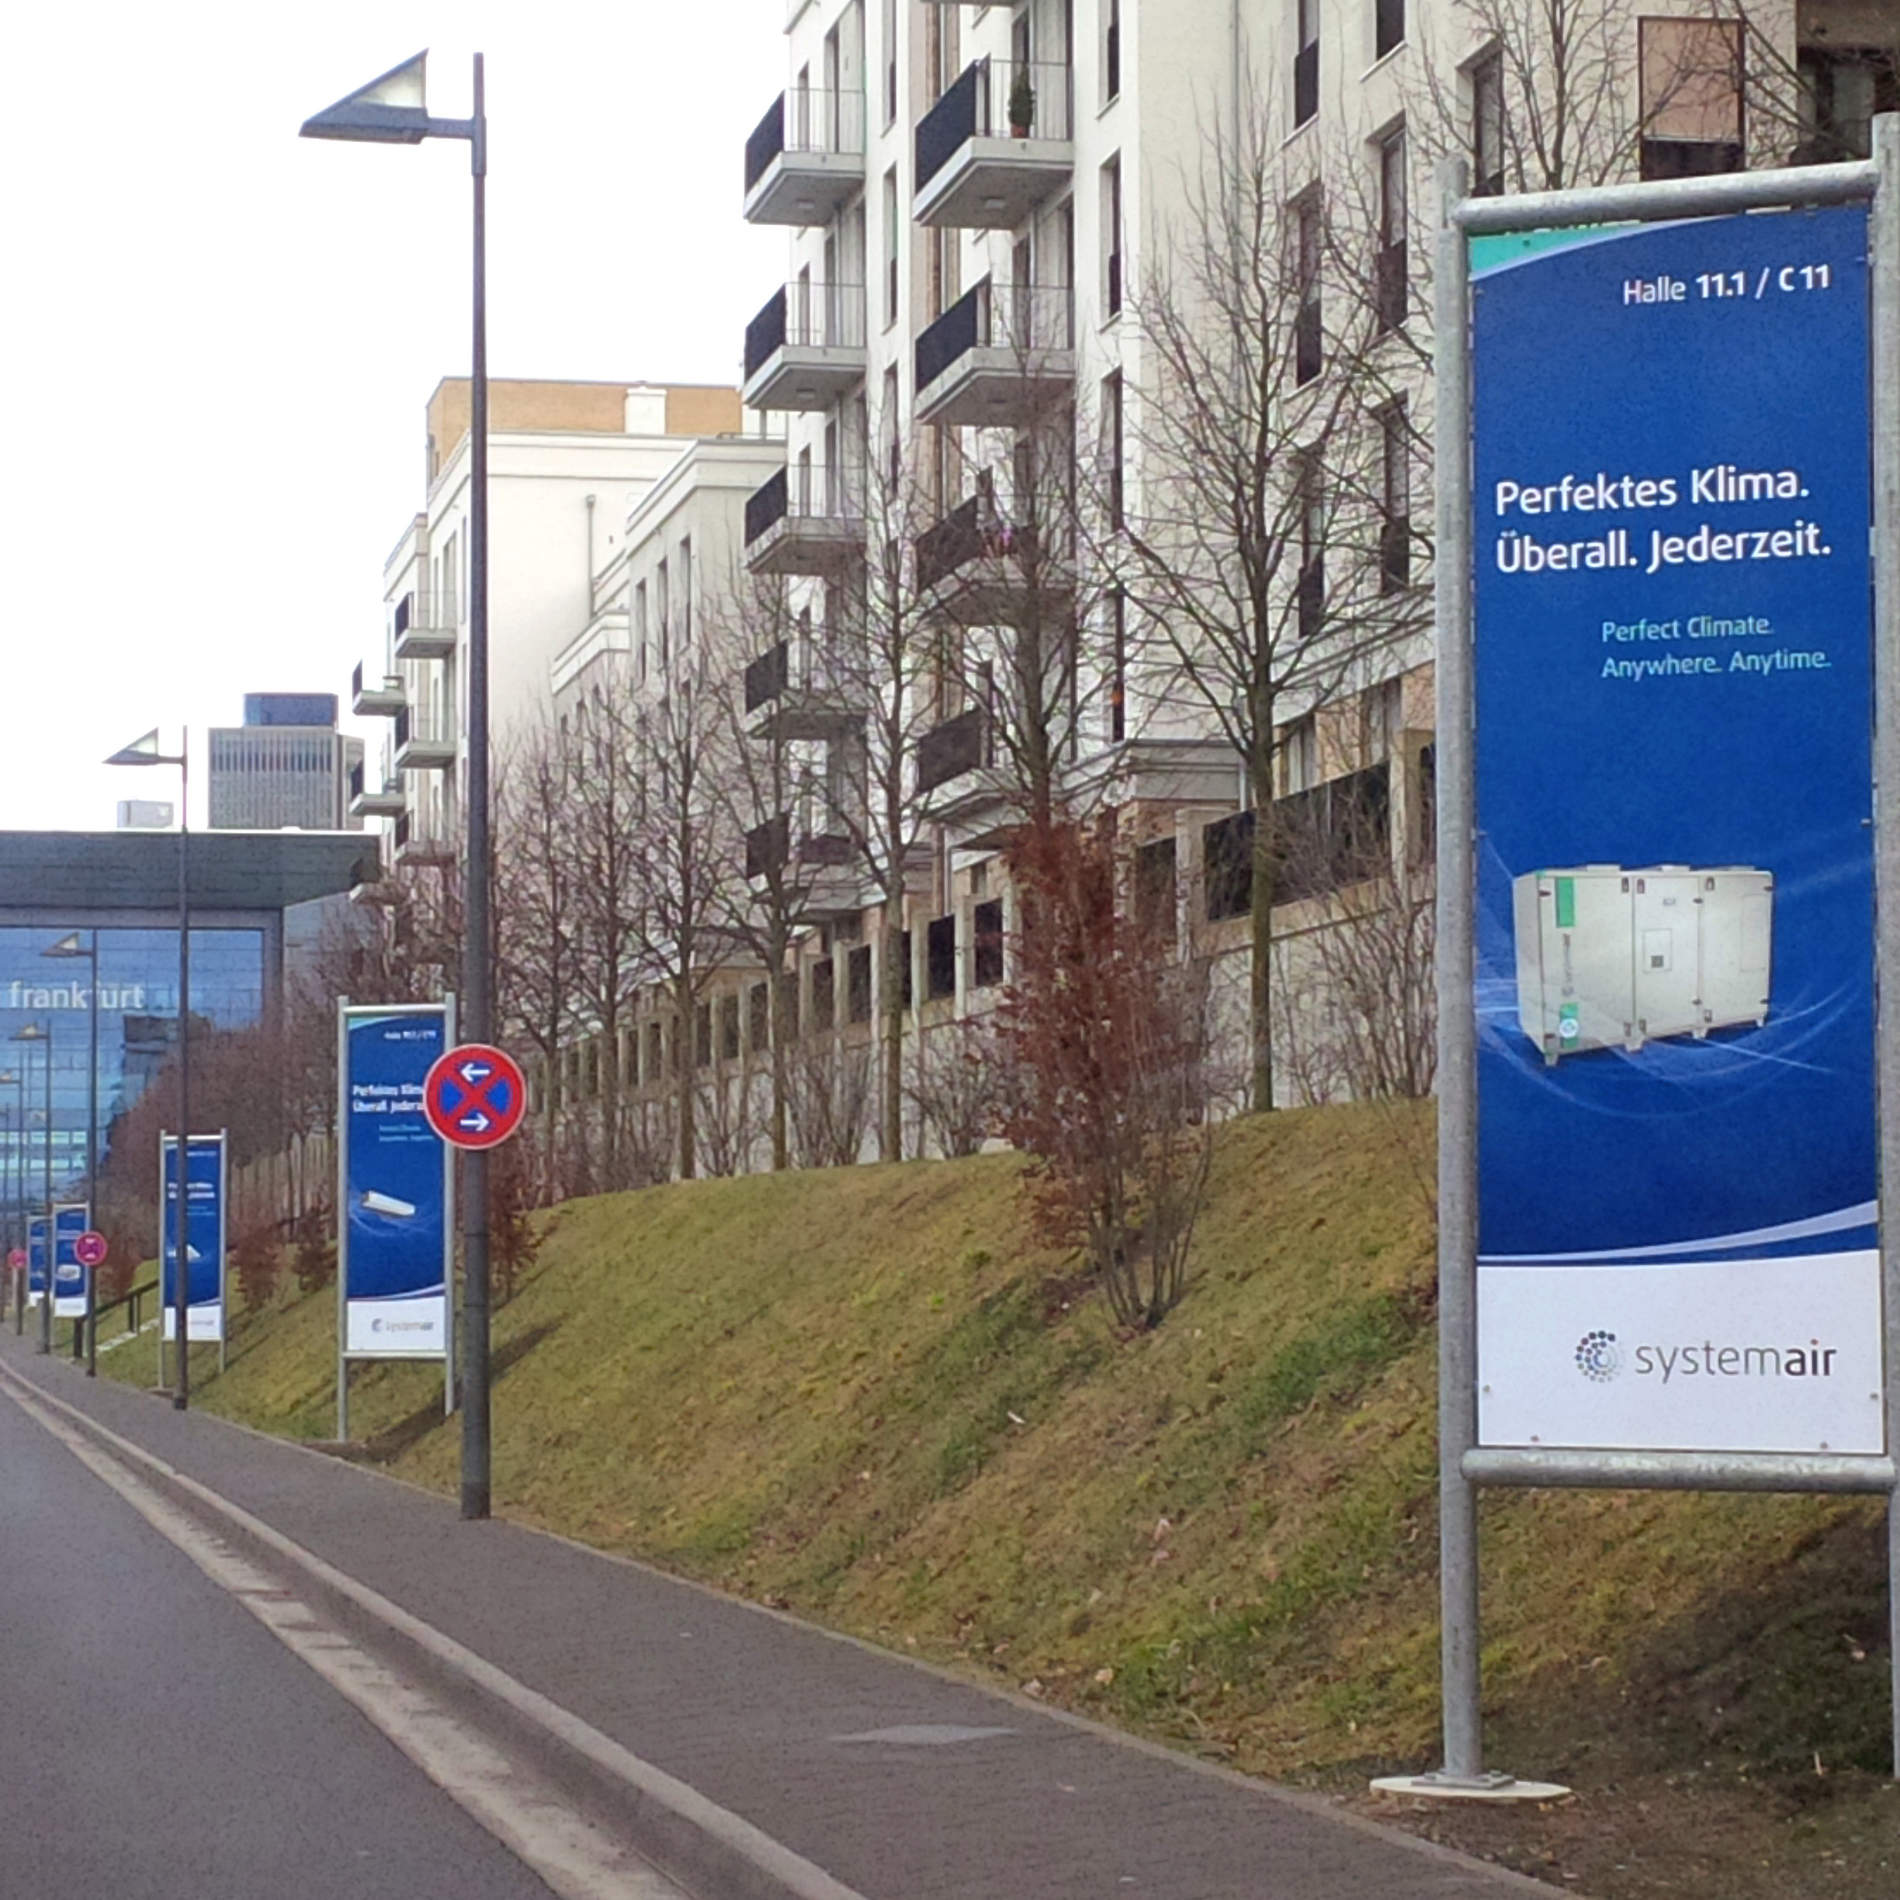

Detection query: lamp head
xmin=11 ymin=1025 xmax=48 ymax=1044
xmin=301 ymin=51 xmax=431 ymax=144
xmin=43 ymin=934 xmax=85 ymax=960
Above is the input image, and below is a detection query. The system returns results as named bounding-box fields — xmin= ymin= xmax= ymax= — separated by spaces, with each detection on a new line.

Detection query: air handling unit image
xmin=1513 ymin=865 xmax=1773 ymax=1064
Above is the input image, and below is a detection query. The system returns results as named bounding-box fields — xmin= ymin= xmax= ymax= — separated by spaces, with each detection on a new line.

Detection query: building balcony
xmin=743 ymin=637 xmax=862 ymax=743
xmin=914 ymin=280 xmax=1074 ymax=427
xmin=743 ymin=87 xmax=864 ymax=226
xmin=915 ymin=485 xmax=1074 ymax=628
xmin=743 ymin=464 xmax=865 ymax=576
xmin=742 ymin=281 xmax=866 ymax=412
xmin=746 ymin=812 xmax=863 ymax=921
xmin=914 ymin=59 xmax=1073 ymax=228
xmin=351 ymin=660 xmax=405 ymax=718
xmin=915 ymin=705 xmax=1009 ymax=828
xmin=392 ymin=591 xmax=456 ymax=662
xmin=346 ymin=761 xmax=405 ymax=821
xmin=393 ymin=811 xmax=456 ymax=870
xmin=393 ymin=706 xmax=456 ymax=773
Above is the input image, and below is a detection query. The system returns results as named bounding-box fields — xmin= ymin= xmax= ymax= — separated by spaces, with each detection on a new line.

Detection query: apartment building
xmin=348 ymin=378 xmax=748 ymax=876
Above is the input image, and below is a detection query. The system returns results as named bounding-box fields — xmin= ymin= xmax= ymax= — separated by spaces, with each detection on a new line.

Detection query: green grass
xmin=93 ymin=1100 xmax=1894 ymax=1898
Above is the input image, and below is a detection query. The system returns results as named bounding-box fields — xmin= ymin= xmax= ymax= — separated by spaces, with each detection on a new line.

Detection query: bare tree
xmin=1118 ymin=79 xmax=1422 ymax=1112
xmin=785 ymin=1035 xmax=874 ymax=1171
xmin=906 ymin=1015 xmax=1002 ymax=1159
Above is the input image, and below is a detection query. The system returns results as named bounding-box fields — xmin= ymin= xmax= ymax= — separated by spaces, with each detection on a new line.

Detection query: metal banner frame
xmin=51 ymin=1202 xmax=89 ymax=1319
xmin=1420 ymin=120 xmax=1900 ymax=1793
xmin=26 ymin=1213 xmax=48 ymax=1310
xmin=336 ymin=998 xmax=456 ymax=1441
xmin=159 ymin=1132 xmax=228 ymax=1372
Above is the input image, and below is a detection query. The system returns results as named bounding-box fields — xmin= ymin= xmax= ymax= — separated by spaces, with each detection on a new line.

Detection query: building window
xmin=926 ymin=914 xmax=956 ymax=999
xmin=1639 ymin=18 xmax=1744 ymax=181
xmin=645 ymin=1020 xmax=662 ymax=1083
xmin=883 ymin=169 xmax=899 ymax=326
xmin=1105 ymin=0 xmax=1122 ymax=103
xmin=882 ymin=0 xmax=897 ymax=127
xmin=634 ymin=580 xmax=648 ymax=684
xmin=748 ymin=980 xmax=769 ymax=1051
xmin=898 ymin=927 xmax=914 ymax=1009
xmin=1136 ymin=836 xmax=1177 ymax=946
xmin=678 ymin=536 xmax=692 ymax=645
xmin=812 ymin=958 xmax=836 ymax=1032
xmin=1379 ymin=400 xmax=1411 ymax=595
xmin=847 ymin=944 xmax=873 ymax=1023
xmin=972 ymin=899 xmax=1005 ymax=989
xmin=719 ymin=993 xmax=740 ymax=1062
xmin=655 ymin=560 xmax=670 ymax=671
xmin=1375 ymin=125 xmax=1408 ymax=335
xmin=1109 ymin=586 xmax=1127 ymax=743
xmin=1364 ymin=676 xmax=1405 ymax=764
xmin=1293 ymin=191 xmax=1322 ymax=384
xmin=1103 ymin=370 xmax=1124 ymax=528
xmin=1102 ymin=154 xmax=1123 ymax=317
xmin=1471 ymin=51 xmax=1505 ymax=196
xmin=1375 ymin=0 xmax=1405 ymax=62
xmin=1798 ymin=45 xmax=1897 ymax=165
xmin=1294 ymin=0 xmax=1320 ymax=128
xmin=1282 ymin=714 xmax=1319 ymax=795
xmin=1296 ymin=460 xmax=1324 ymax=642
xmin=1203 ymin=809 xmax=1255 ymax=923
xmin=695 ymin=1002 xmax=713 ymax=1068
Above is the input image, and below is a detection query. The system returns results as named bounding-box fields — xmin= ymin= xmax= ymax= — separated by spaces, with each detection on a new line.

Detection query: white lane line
xmin=1 ymin=1377 xmax=686 ymax=1900
xmin=0 ymin=1364 xmax=870 ymax=1900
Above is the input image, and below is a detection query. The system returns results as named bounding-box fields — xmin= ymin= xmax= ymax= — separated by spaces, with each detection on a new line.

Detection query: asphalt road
xmin=0 ymin=1385 xmax=565 ymax=1900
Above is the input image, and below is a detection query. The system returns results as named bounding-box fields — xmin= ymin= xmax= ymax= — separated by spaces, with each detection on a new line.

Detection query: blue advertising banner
xmin=340 ymin=1004 xmax=451 ymax=1358
xmin=52 ymin=1202 xmax=88 ymax=1318
xmin=1472 ymin=204 xmax=1883 ymax=1456
xmin=27 ymin=1214 xmax=47 ymax=1308
xmin=161 ymin=1133 xmax=226 ymax=1342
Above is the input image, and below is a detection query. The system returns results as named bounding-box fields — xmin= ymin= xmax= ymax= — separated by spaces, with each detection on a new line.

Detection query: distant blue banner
xmin=1470 ymin=204 xmax=1880 ymax=1457
xmin=161 ymin=1134 xmax=226 ymax=1342
xmin=342 ymin=1005 xmax=450 ymax=1358
xmin=27 ymin=1215 xmax=47 ymax=1306
xmin=53 ymin=1202 xmax=88 ymax=1318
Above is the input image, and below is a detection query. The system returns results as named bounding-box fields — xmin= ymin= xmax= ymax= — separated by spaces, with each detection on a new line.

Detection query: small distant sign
xmin=75 ymin=1231 xmax=109 ymax=1269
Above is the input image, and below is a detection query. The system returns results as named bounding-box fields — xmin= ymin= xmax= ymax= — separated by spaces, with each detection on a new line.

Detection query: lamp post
xmin=12 ymin=1025 xmax=53 ymax=1354
xmin=107 ymin=730 xmax=190 ymax=1409
xmin=302 ymin=50 xmax=495 ymax=1519
xmin=44 ymin=932 xmax=100 ymax=1373
xmin=0 ymin=1086 xmax=14 ymax=1325
xmin=1 ymin=1072 xmax=21 ymax=1332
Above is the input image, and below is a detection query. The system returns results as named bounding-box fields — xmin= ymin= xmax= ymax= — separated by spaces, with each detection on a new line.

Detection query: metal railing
xmin=915 ymin=278 xmax=1075 ymax=391
xmin=745 ymin=87 xmax=866 ymax=193
xmin=917 ymin=59 xmax=1073 ymax=189
xmin=394 ymin=706 xmax=455 ymax=751
xmin=395 ymin=590 xmax=455 ymax=636
xmin=744 ymin=282 xmax=867 ymax=379
xmin=914 ymin=488 xmax=1041 ymax=592
xmin=745 ymin=463 xmax=863 ymax=546
xmin=93 ymin=1276 xmax=159 ymax=1342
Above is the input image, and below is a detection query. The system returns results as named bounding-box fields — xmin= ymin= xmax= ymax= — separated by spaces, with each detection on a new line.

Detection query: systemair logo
xmin=1574 ymin=1330 xmax=1621 ymax=1382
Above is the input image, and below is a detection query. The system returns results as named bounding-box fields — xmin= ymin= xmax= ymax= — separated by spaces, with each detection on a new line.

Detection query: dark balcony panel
xmin=796 ymin=830 xmax=853 ymax=868
xmin=914 ymin=493 xmax=986 ymax=592
xmin=1375 ymin=0 xmax=1405 ymax=60
xmin=352 ymin=660 xmax=366 ymax=701
xmin=926 ymin=915 xmax=957 ymax=1000
xmin=847 ymin=944 xmax=872 ymax=1023
xmin=744 ymin=468 xmax=790 ymax=547
xmin=915 ymin=284 xmax=982 ymax=393
xmin=745 ymin=93 xmax=785 ymax=194
xmin=744 ymin=641 xmax=790 ymax=714
xmin=899 ymin=928 xmax=914 ymax=1009
xmin=812 ymin=958 xmax=836 ymax=1033
xmin=746 ymin=811 xmax=791 ymax=881
xmin=394 ymin=595 xmax=413 ymax=636
xmin=917 ymin=706 xmax=989 ymax=794
xmin=1295 ymin=295 xmax=1322 ymax=384
xmin=743 ymin=286 xmax=789 ymax=382
xmin=1380 ymin=515 xmax=1412 ymax=595
xmin=1274 ymin=761 xmax=1391 ymax=905
xmin=1203 ymin=809 xmax=1254 ymax=922
xmin=348 ymin=759 xmax=366 ymax=800
xmin=1106 ymin=21 xmax=1121 ymax=99
xmin=394 ymin=706 xmax=411 ymax=751
xmin=972 ymin=898 xmax=1004 ymax=989
xmin=1294 ymin=41 xmax=1319 ymax=126
xmin=916 ymin=60 xmax=982 ymax=190
xmin=1375 ymin=239 xmax=1408 ymax=333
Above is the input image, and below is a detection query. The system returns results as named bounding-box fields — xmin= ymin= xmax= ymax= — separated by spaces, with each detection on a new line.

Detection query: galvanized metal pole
xmin=460 ymin=50 xmax=493 ymax=1521
xmin=1869 ymin=111 xmax=1900 ymax=1783
xmin=38 ymin=1033 xmax=51 ymax=1355
xmin=1431 ymin=155 xmax=1484 ymax=1786
xmin=175 ymin=747 xmax=191 ymax=1409
xmin=82 ymin=931 xmax=98 ymax=1371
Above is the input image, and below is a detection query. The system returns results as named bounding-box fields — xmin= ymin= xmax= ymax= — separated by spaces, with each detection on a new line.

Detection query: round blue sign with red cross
xmin=424 ymin=1043 xmax=528 ymax=1151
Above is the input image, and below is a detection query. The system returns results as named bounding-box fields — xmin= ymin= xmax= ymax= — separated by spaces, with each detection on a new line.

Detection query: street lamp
xmin=302 ymin=50 xmax=496 ymax=1520
xmin=12 ymin=1025 xmax=53 ymax=1355
xmin=107 ymin=728 xmax=190 ymax=1409
xmin=44 ymin=932 xmax=100 ymax=1374
xmin=0 ymin=1074 xmax=18 ymax=1327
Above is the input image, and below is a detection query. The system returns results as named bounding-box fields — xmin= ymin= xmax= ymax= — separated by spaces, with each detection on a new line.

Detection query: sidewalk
xmin=1 ymin=1337 xmax=1555 ymax=1900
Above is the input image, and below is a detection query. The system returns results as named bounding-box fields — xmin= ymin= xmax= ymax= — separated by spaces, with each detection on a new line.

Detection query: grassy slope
xmin=99 ymin=1102 xmax=1896 ymax=1898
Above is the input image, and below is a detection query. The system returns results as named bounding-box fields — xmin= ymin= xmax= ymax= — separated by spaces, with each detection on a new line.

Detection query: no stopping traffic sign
xmin=424 ymin=1043 xmax=528 ymax=1151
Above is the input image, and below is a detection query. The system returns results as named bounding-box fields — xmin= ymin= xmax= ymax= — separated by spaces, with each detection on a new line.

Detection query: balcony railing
xmin=745 ymin=467 xmax=792 ymax=548
xmin=742 ymin=282 xmax=868 ymax=408
xmin=393 ymin=591 xmax=456 ymax=660
xmin=744 ymin=87 xmax=865 ymax=192
xmin=916 ymin=59 xmax=1072 ymax=191
xmin=743 ymin=462 xmax=865 ymax=573
xmin=1202 ymin=762 xmax=1393 ymax=920
xmin=1293 ymin=41 xmax=1319 ymax=127
xmin=916 ymin=706 xmax=992 ymax=795
xmin=915 ymin=279 xmax=1075 ymax=392
xmin=915 ymin=490 xmax=1041 ymax=593
xmin=744 ymin=642 xmax=790 ymax=716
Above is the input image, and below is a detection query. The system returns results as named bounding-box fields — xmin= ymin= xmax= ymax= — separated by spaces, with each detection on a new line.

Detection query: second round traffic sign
xmin=424 ymin=1043 xmax=528 ymax=1151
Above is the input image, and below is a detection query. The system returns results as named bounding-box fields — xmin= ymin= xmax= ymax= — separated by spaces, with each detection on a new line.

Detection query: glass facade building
xmin=0 ymin=925 xmax=265 ymax=1229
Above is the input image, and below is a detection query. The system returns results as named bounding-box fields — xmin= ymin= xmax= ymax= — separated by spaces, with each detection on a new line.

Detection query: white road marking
xmin=1 ymin=1377 xmax=686 ymax=1900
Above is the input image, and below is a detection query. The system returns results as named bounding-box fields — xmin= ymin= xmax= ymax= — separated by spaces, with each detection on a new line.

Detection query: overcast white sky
xmin=0 ymin=1 xmax=787 ymax=831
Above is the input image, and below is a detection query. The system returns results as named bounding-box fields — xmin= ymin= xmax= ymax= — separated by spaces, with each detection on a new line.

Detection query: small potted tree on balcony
xmin=1008 ymin=67 xmax=1036 ymax=138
